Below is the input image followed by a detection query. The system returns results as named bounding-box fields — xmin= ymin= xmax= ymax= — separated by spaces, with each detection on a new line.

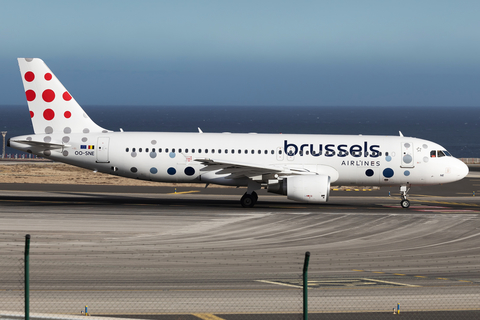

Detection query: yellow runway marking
xmin=193 ymin=314 xmax=226 ymax=320
xmin=437 ymin=278 xmax=449 ymax=280
xmin=168 ymin=190 xmax=200 ymax=194
xmin=372 ymin=271 xmax=385 ymax=274
xmin=352 ymin=269 xmax=364 ymax=272
xmin=393 ymin=273 xmax=406 ymax=276
xmin=459 ymin=280 xmax=472 ymax=283
xmin=414 ymin=276 xmax=427 ymax=278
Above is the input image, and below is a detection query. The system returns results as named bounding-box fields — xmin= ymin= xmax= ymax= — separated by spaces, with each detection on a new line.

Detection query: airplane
xmin=8 ymin=58 xmax=469 ymax=208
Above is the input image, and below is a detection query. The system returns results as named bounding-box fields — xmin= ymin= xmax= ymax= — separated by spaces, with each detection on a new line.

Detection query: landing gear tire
xmin=400 ymin=199 xmax=410 ymax=209
xmin=240 ymin=192 xmax=258 ymax=208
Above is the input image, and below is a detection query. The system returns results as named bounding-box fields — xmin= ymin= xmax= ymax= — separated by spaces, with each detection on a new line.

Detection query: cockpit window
xmin=431 ymin=150 xmax=452 ymax=158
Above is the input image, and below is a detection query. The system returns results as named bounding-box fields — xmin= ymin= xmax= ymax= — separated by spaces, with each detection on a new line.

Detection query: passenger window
xmin=172 ymin=148 xmax=176 ymax=153
xmin=430 ymin=150 xmax=436 ymax=158
xmin=212 ymin=149 xmax=215 ymax=153
xmin=133 ymin=148 xmax=136 ymax=152
xmin=179 ymin=148 xmax=182 ymax=153
xmin=385 ymin=152 xmax=389 ymax=156
xmin=238 ymin=149 xmax=241 ymax=154
xmin=191 ymin=149 xmax=195 ymax=153
xmin=185 ymin=148 xmax=188 ymax=153
xmin=245 ymin=150 xmax=248 ymax=154
xmin=279 ymin=150 xmax=282 ymax=154
xmin=146 ymin=148 xmax=149 ymax=152
xmin=251 ymin=150 xmax=255 ymax=154
xmin=225 ymin=149 xmax=228 ymax=154
xmin=271 ymin=150 xmax=274 ymax=154
xmin=205 ymin=149 xmax=208 ymax=153
xmin=159 ymin=148 xmax=162 ymax=153
xmin=139 ymin=148 xmax=142 ymax=152
xmin=126 ymin=148 xmax=129 ymax=152
xmin=165 ymin=148 xmax=169 ymax=153
xmin=152 ymin=148 xmax=155 ymax=152
xmin=258 ymin=150 xmax=261 ymax=154
xmin=231 ymin=149 xmax=235 ymax=154
xmin=306 ymin=151 xmax=310 ymax=155
xmin=198 ymin=149 xmax=201 ymax=153
xmin=218 ymin=149 xmax=221 ymax=154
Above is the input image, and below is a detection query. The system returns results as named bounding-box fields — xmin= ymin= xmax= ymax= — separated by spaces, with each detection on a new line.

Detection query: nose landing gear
xmin=400 ymin=185 xmax=411 ymax=208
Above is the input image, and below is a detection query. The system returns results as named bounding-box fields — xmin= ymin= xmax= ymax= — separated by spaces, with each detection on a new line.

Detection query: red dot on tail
xmin=63 ymin=91 xmax=72 ymax=101
xmin=25 ymin=72 xmax=35 ymax=82
xmin=64 ymin=111 xmax=71 ymax=118
xmin=42 ymin=89 xmax=55 ymax=102
xmin=43 ymin=109 xmax=55 ymax=121
xmin=26 ymin=90 xmax=36 ymax=101
xmin=44 ymin=73 xmax=52 ymax=81
xmin=30 ymin=111 xmax=34 ymax=118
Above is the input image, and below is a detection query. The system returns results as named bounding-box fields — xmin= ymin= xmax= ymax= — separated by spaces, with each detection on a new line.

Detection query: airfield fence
xmin=2 ymin=233 xmax=480 ymax=320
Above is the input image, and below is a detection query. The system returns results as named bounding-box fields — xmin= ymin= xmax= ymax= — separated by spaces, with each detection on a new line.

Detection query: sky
xmin=1 ymin=0 xmax=480 ymax=107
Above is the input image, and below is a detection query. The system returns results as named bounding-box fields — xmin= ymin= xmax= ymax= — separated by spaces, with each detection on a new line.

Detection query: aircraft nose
xmin=460 ymin=160 xmax=469 ymax=178
xmin=455 ymin=159 xmax=469 ymax=179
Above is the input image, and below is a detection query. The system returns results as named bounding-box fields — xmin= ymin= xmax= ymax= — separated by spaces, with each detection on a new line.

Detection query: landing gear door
xmin=401 ymin=142 xmax=414 ymax=168
xmin=96 ymin=137 xmax=110 ymax=163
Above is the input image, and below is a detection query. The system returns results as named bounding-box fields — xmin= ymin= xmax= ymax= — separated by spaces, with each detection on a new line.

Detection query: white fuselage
xmin=9 ymin=131 xmax=469 ymax=188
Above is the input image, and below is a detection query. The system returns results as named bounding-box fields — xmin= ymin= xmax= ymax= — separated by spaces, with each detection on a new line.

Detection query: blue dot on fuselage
xmin=383 ymin=168 xmax=394 ymax=178
xmin=169 ymin=152 xmax=176 ymax=158
xmin=150 ymin=167 xmax=158 ymax=174
xmin=404 ymin=170 xmax=410 ymax=176
xmin=385 ymin=155 xmax=392 ymax=162
xmin=167 ymin=167 xmax=176 ymax=175
xmin=365 ymin=169 xmax=374 ymax=177
xmin=184 ymin=167 xmax=195 ymax=176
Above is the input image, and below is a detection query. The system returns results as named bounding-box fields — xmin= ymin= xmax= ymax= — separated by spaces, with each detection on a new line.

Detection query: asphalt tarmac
xmin=1 ymin=174 xmax=480 ymax=320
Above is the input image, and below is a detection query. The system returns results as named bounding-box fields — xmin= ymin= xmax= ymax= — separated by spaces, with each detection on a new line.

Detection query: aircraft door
xmin=276 ymin=147 xmax=284 ymax=161
xmin=96 ymin=137 xmax=110 ymax=163
xmin=401 ymin=142 xmax=414 ymax=168
xmin=286 ymin=145 xmax=295 ymax=161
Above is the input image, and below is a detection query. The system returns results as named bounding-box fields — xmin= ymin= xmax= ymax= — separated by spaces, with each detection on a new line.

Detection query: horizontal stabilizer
xmin=10 ymin=139 xmax=66 ymax=149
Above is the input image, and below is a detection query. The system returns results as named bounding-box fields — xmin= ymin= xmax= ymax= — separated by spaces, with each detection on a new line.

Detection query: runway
xmin=1 ymin=176 xmax=480 ymax=319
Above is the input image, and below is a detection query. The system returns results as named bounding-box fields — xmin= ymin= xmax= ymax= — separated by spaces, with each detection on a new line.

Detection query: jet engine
xmin=267 ymin=175 xmax=330 ymax=203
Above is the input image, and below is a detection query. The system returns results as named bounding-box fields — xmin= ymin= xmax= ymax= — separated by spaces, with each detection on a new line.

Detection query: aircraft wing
xmin=195 ymin=158 xmax=313 ymax=179
xmin=9 ymin=139 xmax=66 ymax=149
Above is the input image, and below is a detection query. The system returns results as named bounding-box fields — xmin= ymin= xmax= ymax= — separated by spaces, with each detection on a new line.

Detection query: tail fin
xmin=18 ymin=58 xmax=108 ymax=135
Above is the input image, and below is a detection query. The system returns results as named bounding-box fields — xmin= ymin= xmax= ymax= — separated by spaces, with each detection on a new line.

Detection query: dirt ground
xmin=0 ymin=162 xmax=210 ymax=187
xmin=0 ymin=161 xmax=378 ymax=190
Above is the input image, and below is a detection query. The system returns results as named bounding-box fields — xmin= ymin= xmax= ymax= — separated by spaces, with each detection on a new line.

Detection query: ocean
xmin=0 ymin=105 xmax=479 ymax=158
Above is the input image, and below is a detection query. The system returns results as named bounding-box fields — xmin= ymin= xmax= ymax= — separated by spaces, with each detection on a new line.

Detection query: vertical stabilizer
xmin=18 ymin=58 xmax=108 ymax=135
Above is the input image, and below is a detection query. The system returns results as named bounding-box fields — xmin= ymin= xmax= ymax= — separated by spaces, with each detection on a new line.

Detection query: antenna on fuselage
xmin=399 ymin=131 xmax=404 ymax=137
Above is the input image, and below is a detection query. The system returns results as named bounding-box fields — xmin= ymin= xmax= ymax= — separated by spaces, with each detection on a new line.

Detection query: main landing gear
xmin=400 ymin=185 xmax=411 ymax=209
xmin=240 ymin=191 xmax=258 ymax=208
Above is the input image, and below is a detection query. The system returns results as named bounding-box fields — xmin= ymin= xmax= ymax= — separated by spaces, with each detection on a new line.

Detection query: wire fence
xmin=2 ymin=233 xmax=480 ymax=319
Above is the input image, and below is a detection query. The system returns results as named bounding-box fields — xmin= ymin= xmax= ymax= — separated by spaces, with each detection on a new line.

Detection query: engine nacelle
xmin=267 ymin=175 xmax=331 ymax=203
